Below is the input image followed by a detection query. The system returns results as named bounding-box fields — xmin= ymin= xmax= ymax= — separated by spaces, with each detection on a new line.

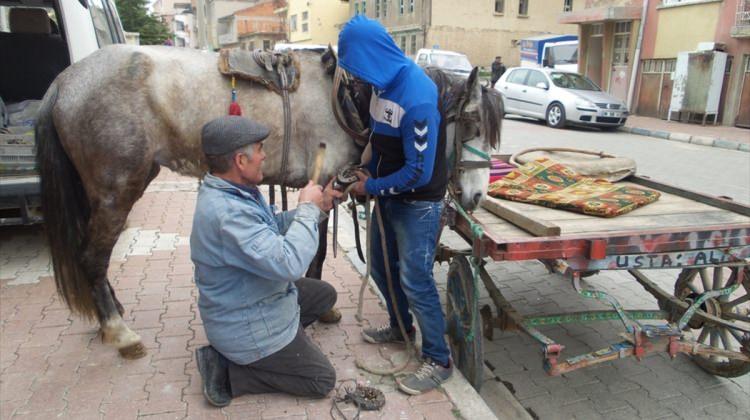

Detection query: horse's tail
xmin=36 ymin=83 xmax=96 ymax=319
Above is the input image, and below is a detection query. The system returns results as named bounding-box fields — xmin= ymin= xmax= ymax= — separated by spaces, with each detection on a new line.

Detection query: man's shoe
xmin=361 ymin=324 xmax=415 ymax=344
xmin=318 ymin=308 xmax=342 ymax=324
xmin=397 ymin=358 xmax=453 ymax=395
xmin=195 ymin=346 xmax=232 ymax=407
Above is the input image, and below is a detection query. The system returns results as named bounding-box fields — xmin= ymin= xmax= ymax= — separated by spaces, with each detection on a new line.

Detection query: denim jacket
xmin=190 ymin=174 xmax=321 ymax=365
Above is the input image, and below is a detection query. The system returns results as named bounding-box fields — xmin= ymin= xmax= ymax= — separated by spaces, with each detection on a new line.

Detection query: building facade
xmin=349 ymin=0 xmax=578 ymax=66
xmin=216 ymin=0 xmax=286 ymax=49
xmin=153 ymin=0 xmax=197 ymax=47
xmin=195 ymin=0 xmax=266 ymax=50
xmin=287 ymin=0 xmax=350 ymax=45
xmin=561 ymin=0 xmax=750 ymax=126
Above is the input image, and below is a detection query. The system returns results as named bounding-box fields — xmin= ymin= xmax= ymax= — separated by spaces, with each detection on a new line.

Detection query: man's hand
xmin=351 ymin=170 xmax=369 ymax=197
xmin=321 ymin=178 xmax=344 ymax=212
xmin=298 ymin=181 xmax=324 ymax=210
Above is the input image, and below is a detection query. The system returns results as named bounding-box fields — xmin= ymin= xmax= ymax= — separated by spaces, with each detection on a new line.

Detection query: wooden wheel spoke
xmin=697 ymin=328 xmax=709 ymax=344
xmin=729 ymin=328 xmax=746 ymax=344
xmin=709 ymin=329 xmax=721 ymax=362
xmin=700 ymin=268 xmax=711 ymax=293
xmin=722 ymin=312 xmax=750 ymax=323
xmin=686 ymin=282 xmax=701 ymax=295
xmin=726 ymin=294 xmax=750 ymax=308
xmin=720 ymin=329 xmax=734 ymax=351
xmin=712 ymin=267 xmax=724 ymax=290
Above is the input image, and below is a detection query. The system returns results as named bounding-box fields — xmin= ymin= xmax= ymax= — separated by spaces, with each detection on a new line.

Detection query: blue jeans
xmin=370 ymin=198 xmax=450 ymax=366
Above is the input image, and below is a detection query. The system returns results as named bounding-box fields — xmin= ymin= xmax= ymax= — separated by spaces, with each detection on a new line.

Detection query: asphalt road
xmin=498 ymin=116 xmax=750 ymax=204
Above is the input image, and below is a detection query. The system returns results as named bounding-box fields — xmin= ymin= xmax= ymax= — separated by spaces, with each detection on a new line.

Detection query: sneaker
xmin=397 ymin=358 xmax=453 ymax=395
xmin=195 ymin=346 xmax=232 ymax=407
xmin=361 ymin=324 xmax=415 ymax=344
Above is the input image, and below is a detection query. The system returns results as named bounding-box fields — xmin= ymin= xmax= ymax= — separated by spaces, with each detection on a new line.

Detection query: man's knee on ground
xmin=307 ymin=366 xmax=336 ymax=398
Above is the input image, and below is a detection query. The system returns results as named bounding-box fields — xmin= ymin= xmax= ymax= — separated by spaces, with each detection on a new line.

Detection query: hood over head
xmin=337 ymin=15 xmax=411 ymax=90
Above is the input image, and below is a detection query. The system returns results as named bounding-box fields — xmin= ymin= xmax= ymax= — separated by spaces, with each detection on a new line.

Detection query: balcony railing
xmin=733 ymin=0 xmax=750 ymax=37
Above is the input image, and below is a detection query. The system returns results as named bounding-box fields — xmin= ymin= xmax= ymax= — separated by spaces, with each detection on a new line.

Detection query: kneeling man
xmin=190 ymin=116 xmax=342 ymax=406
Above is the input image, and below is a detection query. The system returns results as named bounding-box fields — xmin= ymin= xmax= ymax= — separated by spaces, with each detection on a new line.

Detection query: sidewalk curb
xmin=330 ymin=211 xmax=511 ymax=420
xmin=619 ymin=125 xmax=749 ymax=152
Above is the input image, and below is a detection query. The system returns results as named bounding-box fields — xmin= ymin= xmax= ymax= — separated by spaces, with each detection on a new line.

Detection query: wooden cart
xmin=439 ymin=164 xmax=750 ymax=391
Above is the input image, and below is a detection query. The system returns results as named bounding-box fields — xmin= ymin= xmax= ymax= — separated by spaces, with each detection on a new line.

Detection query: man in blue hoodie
xmin=339 ymin=16 xmax=452 ymax=395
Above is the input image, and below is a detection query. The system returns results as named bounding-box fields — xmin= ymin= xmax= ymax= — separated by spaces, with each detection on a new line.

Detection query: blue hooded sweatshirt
xmin=338 ymin=15 xmax=447 ymax=201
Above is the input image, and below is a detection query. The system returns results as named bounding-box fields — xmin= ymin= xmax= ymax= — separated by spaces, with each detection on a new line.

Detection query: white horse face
xmin=446 ymin=68 xmax=499 ymax=211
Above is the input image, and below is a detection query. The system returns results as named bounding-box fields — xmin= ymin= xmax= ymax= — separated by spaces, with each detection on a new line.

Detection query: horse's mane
xmin=424 ymin=67 xmax=503 ymax=150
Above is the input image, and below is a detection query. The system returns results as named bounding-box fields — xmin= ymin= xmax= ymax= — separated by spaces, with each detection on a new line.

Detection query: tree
xmin=116 ymin=0 xmax=172 ymax=45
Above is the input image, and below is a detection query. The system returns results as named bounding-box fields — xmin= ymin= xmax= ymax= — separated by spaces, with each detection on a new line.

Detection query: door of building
xmin=608 ymin=21 xmax=631 ymax=102
xmin=736 ymin=55 xmax=750 ymax=128
xmin=586 ymin=24 xmax=603 ymax=87
xmin=637 ymin=59 xmax=675 ymax=119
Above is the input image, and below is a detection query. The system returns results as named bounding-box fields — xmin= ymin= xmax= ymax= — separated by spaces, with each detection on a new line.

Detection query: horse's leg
xmin=83 ymin=200 xmax=145 ymax=358
xmin=89 ymin=164 xmax=160 ymax=358
xmin=305 ymin=217 xmax=329 ymax=279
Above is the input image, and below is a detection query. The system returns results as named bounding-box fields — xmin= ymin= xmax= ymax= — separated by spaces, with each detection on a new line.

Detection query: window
xmin=518 ymin=0 xmax=529 ymax=16
xmin=417 ymin=54 xmax=428 ymax=65
xmin=88 ymin=0 xmax=117 ymax=46
xmin=612 ymin=21 xmax=632 ymax=65
xmin=302 ymin=22 xmax=308 ymax=32
xmin=249 ymin=41 xmax=255 ymax=50
xmin=383 ymin=0 xmax=388 ymax=17
xmin=175 ymin=20 xmax=185 ymax=32
xmin=302 ymin=11 xmax=308 ymax=21
xmin=410 ymin=34 xmax=417 ymax=55
xmin=506 ymin=69 xmax=529 ymax=84
xmin=409 ymin=0 xmax=414 ymax=13
xmin=363 ymin=1 xmax=367 ymax=14
xmin=290 ymin=14 xmax=297 ymax=31
xmin=263 ymin=39 xmax=271 ymax=50
xmin=563 ymin=0 xmax=572 ymax=12
xmin=590 ymin=23 xmax=603 ymax=36
xmin=400 ymin=36 xmax=406 ymax=51
xmin=375 ymin=0 xmax=380 ymax=17
xmin=641 ymin=58 xmax=675 ymax=74
xmin=400 ymin=0 xmax=404 ymax=14
xmin=495 ymin=0 xmax=504 ymax=13
xmin=525 ymin=70 xmax=548 ymax=88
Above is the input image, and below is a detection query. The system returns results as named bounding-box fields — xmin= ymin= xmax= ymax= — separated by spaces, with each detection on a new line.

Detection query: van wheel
xmin=546 ymin=103 xmax=566 ymax=129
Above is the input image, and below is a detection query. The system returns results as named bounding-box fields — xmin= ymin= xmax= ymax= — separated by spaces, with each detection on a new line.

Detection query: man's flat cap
xmin=201 ymin=116 xmax=270 ymax=156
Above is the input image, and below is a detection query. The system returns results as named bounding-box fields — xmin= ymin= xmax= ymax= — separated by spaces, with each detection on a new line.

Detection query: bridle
xmin=445 ymin=91 xmax=492 ymax=198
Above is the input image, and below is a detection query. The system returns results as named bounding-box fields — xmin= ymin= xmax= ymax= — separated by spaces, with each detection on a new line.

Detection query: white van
xmin=0 ymin=0 xmax=125 ymax=225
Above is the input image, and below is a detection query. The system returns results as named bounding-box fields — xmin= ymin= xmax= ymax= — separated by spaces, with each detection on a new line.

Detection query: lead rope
xmin=353 ymin=171 xmax=414 ymax=376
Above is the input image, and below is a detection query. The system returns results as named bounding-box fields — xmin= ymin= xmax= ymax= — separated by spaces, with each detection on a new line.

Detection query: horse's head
xmin=431 ymin=67 xmax=502 ymax=211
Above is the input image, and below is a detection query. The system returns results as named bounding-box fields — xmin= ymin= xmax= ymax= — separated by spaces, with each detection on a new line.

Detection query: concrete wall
xmin=652 ymin=0 xmax=722 ymax=58
xmin=288 ymin=0 xmax=348 ymax=44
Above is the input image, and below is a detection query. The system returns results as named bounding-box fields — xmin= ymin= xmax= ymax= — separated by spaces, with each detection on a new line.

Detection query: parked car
xmin=0 ymin=0 xmax=125 ymax=225
xmin=494 ymin=67 xmax=628 ymax=130
xmin=415 ymin=48 xmax=473 ymax=78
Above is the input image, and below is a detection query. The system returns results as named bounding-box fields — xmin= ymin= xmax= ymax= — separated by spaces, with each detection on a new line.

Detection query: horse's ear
xmin=467 ymin=67 xmax=479 ymax=90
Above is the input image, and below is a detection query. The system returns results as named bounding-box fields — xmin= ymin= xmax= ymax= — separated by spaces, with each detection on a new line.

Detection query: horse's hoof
xmin=118 ymin=342 xmax=147 ymax=359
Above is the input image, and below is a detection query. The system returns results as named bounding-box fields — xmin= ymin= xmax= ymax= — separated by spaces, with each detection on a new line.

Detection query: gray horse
xmin=36 ymin=45 xmax=501 ymax=358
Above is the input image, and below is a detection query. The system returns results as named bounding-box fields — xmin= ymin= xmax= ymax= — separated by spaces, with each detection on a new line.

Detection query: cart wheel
xmin=674 ymin=266 xmax=750 ymax=377
xmin=446 ymin=255 xmax=484 ymax=390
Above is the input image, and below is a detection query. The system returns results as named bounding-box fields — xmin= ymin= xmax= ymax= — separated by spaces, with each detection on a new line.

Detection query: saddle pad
xmin=218 ymin=49 xmax=300 ymax=94
xmin=487 ymin=158 xmax=660 ymax=218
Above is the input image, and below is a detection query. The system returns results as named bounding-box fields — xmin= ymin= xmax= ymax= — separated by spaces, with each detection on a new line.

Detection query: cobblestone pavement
xmin=0 ymin=170 xmax=462 ymax=420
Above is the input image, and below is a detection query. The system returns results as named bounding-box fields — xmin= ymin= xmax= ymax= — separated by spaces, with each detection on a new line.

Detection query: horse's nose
xmin=472 ymin=192 xmax=483 ymax=206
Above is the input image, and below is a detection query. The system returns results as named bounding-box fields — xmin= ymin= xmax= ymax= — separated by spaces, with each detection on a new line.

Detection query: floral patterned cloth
xmin=487 ymin=158 xmax=660 ymax=218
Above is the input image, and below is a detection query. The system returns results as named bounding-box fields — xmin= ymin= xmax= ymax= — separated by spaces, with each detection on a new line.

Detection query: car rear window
xmin=506 ymin=69 xmax=529 ymax=85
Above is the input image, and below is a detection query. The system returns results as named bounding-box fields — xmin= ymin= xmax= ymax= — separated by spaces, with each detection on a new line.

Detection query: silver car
xmin=495 ymin=67 xmax=629 ymax=130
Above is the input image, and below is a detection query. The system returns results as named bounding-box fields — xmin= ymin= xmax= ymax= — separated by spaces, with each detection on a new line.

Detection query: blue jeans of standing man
xmin=370 ymin=198 xmax=450 ymax=366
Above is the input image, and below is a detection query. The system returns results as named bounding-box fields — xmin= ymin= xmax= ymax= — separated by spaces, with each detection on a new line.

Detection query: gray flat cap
xmin=201 ymin=116 xmax=270 ymax=156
